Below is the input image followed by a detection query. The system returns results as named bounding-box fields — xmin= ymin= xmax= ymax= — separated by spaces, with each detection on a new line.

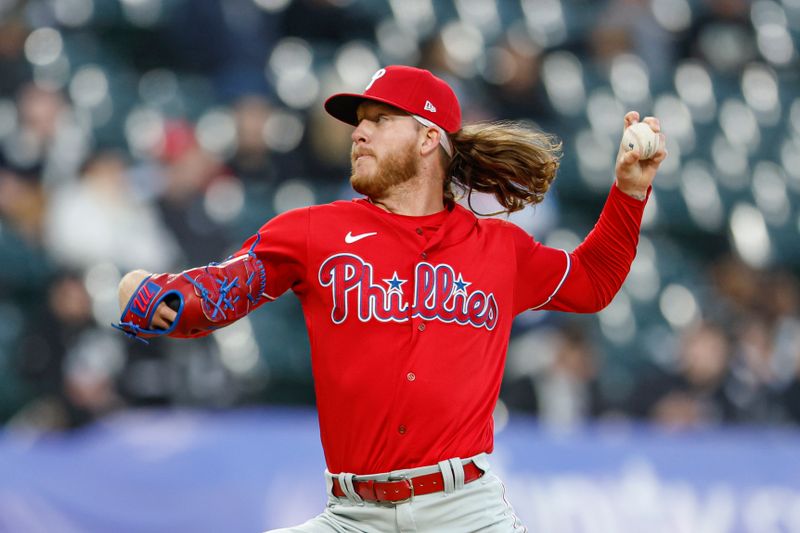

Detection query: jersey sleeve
xmin=513 ymin=184 xmax=648 ymax=315
xmin=232 ymin=206 xmax=309 ymax=301
xmin=511 ymin=226 xmax=572 ymax=315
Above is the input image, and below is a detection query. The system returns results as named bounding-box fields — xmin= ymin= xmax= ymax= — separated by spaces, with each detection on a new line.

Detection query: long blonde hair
xmin=445 ymin=121 xmax=562 ymax=214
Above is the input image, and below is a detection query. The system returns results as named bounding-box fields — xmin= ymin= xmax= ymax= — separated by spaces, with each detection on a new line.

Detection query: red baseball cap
xmin=324 ymin=65 xmax=462 ymax=133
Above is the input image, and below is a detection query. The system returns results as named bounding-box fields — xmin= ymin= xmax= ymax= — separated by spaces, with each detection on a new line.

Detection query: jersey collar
xmin=354 ymin=198 xmax=478 ymax=250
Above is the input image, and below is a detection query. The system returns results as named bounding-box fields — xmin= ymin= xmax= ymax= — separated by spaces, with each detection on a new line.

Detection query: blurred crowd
xmin=0 ymin=0 xmax=799 ymax=432
xmin=503 ymin=256 xmax=800 ymax=429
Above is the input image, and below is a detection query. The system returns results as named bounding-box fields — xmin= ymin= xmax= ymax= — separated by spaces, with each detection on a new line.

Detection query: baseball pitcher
xmin=116 ymin=65 xmax=667 ymax=532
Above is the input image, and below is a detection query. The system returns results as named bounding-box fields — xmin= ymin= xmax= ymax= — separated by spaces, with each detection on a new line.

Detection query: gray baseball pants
xmin=267 ymin=454 xmax=527 ymax=533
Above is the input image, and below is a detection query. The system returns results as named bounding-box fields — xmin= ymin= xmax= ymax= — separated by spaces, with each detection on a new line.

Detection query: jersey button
xmin=407 ymin=372 xmax=416 ymax=381
xmin=398 ymin=425 xmax=407 ymax=435
xmin=421 ymin=252 xmax=428 ymax=259
xmin=417 ymin=323 xmax=425 ymax=332
xmin=415 ymin=228 xmax=423 ymax=235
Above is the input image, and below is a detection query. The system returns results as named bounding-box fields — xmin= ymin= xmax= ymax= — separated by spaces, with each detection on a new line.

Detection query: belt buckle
xmin=386 ymin=473 xmax=414 ymax=504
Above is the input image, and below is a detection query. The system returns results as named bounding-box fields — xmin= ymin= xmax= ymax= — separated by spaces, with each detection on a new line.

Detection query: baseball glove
xmin=113 ymin=250 xmax=266 ymax=342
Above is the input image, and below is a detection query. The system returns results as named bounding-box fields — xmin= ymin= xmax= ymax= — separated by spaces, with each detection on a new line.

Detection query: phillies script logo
xmin=318 ymin=253 xmax=498 ymax=330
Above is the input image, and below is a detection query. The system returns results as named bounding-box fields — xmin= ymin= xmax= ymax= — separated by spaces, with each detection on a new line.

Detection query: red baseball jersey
xmin=233 ymin=184 xmax=647 ymax=474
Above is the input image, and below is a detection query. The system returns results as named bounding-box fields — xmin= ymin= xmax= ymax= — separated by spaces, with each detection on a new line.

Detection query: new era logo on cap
xmin=323 ymin=65 xmax=461 ymax=133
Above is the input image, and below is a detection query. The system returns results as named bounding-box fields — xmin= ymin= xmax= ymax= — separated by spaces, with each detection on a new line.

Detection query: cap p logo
xmin=365 ymin=68 xmax=386 ymax=91
xmin=325 ymin=65 xmax=462 ymax=133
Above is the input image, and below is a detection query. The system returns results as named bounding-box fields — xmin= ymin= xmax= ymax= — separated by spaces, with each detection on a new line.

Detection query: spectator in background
xmin=9 ymin=83 xmax=88 ymax=187
xmin=306 ymin=101 xmax=355 ymax=185
xmin=228 ymin=95 xmax=275 ymax=183
xmin=9 ymin=271 xmax=125 ymax=430
xmin=0 ymin=161 xmax=53 ymax=423
xmin=0 ymin=160 xmax=52 ymax=304
xmin=681 ymin=0 xmax=757 ymax=75
xmin=589 ymin=0 xmax=674 ymax=87
xmin=766 ymin=272 xmax=800 ymax=422
xmin=724 ymin=272 xmax=800 ymax=423
xmin=636 ymin=263 xmax=800 ymax=429
xmin=726 ymin=318 xmax=784 ymax=423
xmin=44 ymin=150 xmax=179 ymax=273
xmin=481 ymin=28 xmax=555 ymax=127
xmin=708 ymin=259 xmax=800 ymax=423
xmin=0 ymin=163 xmax=46 ymax=246
xmin=504 ymin=321 xmax=602 ymax=428
xmin=708 ymin=255 xmax=761 ymax=322
xmin=640 ymin=322 xmax=734 ymax=429
xmin=149 ymin=120 xmax=235 ymax=264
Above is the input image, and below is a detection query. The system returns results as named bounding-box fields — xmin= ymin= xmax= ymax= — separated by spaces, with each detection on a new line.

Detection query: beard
xmin=350 ymin=141 xmax=419 ymax=199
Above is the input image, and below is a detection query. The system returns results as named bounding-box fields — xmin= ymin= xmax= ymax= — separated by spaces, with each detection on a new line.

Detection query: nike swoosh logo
xmin=345 ymin=231 xmax=377 ymax=244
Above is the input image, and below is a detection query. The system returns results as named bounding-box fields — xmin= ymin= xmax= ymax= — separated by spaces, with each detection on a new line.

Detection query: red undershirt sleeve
xmin=545 ymin=184 xmax=649 ymax=313
xmin=512 ymin=184 xmax=648 ymax=315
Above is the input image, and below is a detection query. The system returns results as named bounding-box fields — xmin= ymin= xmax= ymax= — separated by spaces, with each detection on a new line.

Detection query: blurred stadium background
xmin=0 ymin=0 xmax=799 ymax=531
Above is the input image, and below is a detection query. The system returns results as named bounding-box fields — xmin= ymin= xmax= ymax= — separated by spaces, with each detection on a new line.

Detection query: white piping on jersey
xmin=529 ymin=249 xmax=571 ymax=310
xmin=260 ymin=292 xmax=277 ymax=301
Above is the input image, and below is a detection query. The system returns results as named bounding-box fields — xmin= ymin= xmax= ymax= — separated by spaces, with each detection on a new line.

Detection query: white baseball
xmin=621 ymin=121 xmax=660 ymax=160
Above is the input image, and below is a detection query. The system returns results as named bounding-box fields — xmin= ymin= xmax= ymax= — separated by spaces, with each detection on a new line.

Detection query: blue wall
xmin=1 ymin=409 xmax=799 ymax=532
